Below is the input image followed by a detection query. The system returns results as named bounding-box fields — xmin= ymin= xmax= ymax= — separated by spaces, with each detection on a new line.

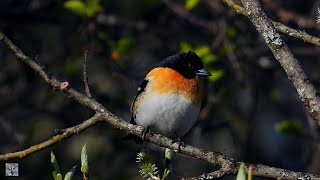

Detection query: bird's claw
xmin=171 ymin=136 xmax=185 ymax=152
xmin=141 ymin=126 xmax=150 ymax=141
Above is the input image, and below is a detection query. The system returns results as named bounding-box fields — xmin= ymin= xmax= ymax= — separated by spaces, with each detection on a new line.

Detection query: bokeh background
xmin=1 ymin=0 xmax=320 ymax=179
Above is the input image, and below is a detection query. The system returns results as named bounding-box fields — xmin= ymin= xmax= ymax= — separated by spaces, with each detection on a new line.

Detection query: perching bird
xmin=130 ymin=51 xmax=211 ymax=141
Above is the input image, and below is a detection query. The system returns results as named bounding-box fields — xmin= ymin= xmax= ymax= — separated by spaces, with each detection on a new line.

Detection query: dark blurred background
xmin=1 ymin=0 xmax=320 ymax=179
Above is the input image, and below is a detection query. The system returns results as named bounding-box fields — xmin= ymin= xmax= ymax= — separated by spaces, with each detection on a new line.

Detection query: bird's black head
xmin=157 ymin=51 xmax=211 ymax=79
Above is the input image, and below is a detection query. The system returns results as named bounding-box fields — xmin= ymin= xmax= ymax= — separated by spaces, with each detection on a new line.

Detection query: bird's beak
xmin=196 ymin=68 xmax=211 ymax=77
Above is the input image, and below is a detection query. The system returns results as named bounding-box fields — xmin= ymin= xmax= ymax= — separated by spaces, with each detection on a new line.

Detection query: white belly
xmin=134 ymin=94 xmax=201 ymax=137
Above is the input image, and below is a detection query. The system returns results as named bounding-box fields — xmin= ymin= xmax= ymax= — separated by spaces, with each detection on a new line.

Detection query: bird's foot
xmin=122 ymin=126 xmax=149 ymax=144
xmin=141 ymin=126 xmax=150 ymax=141
xmin=171 ymin=135 xmax=185 ymax=152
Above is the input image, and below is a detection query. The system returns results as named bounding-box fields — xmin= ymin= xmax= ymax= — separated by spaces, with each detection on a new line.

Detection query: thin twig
xmin=0 ymin=32 xmax=320 ymax=179
xmin=223 ymin=0 xmax=247 ymax=15
xmin=161 ymin=0 xmax=216 ymax=32
xmin=273 ymin=21 xmax=320 ymax=47
xmin=83 ymin=50 xmax=91 ymax=98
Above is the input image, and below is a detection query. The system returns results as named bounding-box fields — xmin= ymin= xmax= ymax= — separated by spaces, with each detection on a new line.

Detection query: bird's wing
xmin=130 ymin=79 xmax=149 ymax=124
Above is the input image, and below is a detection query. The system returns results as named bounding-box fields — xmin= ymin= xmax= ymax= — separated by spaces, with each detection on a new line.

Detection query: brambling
xmin=130 ymin=51 xmax=211 ymax=141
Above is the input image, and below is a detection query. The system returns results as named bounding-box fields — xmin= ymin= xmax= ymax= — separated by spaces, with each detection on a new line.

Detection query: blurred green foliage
xmin=269 ymin=88 xmax=281 ymax=101
xmin=275 ymin=119 xmax=302 ymax=136
xmin=109 ymin=37 xmax=134 ymax=61
xmin=64 ymin=0 xmax=103 ymax=17
xmin=115 ymin=37 xmax=134 ymax=56
xmin=180 ymin=42 xmax=224 ymax=81
xmin=98 ymin=32 xmax=134 ymax=60
xmin=185 ymin=0 xmax=199 ymax=10
xmin=227 ymin=26 xmax=237 ymax=39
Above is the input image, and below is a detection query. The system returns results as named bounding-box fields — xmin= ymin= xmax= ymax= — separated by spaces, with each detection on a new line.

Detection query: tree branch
xmin=162 ymin=0 xmax=216 ymax=32
xmin=237 ymin=0 xmax=320 ymax=126
xmin=83 ymin=49 xmax=91 ymax=98
xmin=0 ymin=32 xmax=319 ymax=179
xmin=222 ymin=0 xmax=320 ymax=47
xmin=0 ymin=114 xmax=104 ymax=160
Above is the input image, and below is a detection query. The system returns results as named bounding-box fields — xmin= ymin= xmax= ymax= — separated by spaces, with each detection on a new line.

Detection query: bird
xmin=130 ymin=51 xmax=211 ymax=142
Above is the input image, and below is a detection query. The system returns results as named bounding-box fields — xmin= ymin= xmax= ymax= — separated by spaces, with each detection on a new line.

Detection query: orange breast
xmin=146 ymin=67 xmax=202 ymax=103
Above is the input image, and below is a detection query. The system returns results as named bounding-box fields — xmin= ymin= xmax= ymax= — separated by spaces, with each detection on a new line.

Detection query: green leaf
xmin=185 ymin=0 xmax=199 ymax=10
xmin=56 ymin=174 xmax=63 ymax=180
xmin=165 ymin=148 xmax=173 ymax=160
xmin=52 ymin=172 xmax=58 ymax=180
xmin=275 ymin=119 xmax=301 ymax=136
xmin=236 ymin=163 xmax=246 ymax=180
xmin=51 ymin=151 xmax=60 ymax=178
xmin=208 ymin=69 xmax=224 ymax=81
xmin=202 ymin=54 xmax=217 ymax=64
xmin=81 ymin=144 xmax=89 ymax=175
xmin=64 ymin=0 xmax=87 ymax=16
xmin=86 ymin=0 xmax=103 ymax=17
xmin=64 ymin=0 xmax=102 ymax=17
xmin=64 ymin=166 xmax=77 ymax=180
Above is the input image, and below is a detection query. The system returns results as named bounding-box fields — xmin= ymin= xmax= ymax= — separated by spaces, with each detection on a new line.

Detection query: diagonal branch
xmin=0 ymin=114 xmax=104 ymax=160
xmin=0 ymin=32 xmax=320 ymax=179
xmin=222 ymin=0 xmax=320 ymax=47
xmin=162 ymin=0 xmax=216 ymax=32
xmin=237 ymin=0 xmax=320 ymax=126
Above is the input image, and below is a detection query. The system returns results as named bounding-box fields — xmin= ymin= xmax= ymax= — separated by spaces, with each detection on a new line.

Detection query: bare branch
xmin=222 ymin=0 xmax=320 ymax=47
xmin=237 ymin=0 xmax=320 ymax=126
xmin=0 ymin=32 xmax=320 ymax=179
xmin=162 ymin=0 xmax=216 ymax=32
xmin=0 ymin=114 xmax=104 ymax=160
xmin=223 ymin=0 xmax=247 ymax=15
xmin=83 ymin=50 xmax=91 ymax=98
xmin=197 ymin=166 xmax=233 ymax=179
xmin=272 ymin=21 xmax=320 ymax=47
